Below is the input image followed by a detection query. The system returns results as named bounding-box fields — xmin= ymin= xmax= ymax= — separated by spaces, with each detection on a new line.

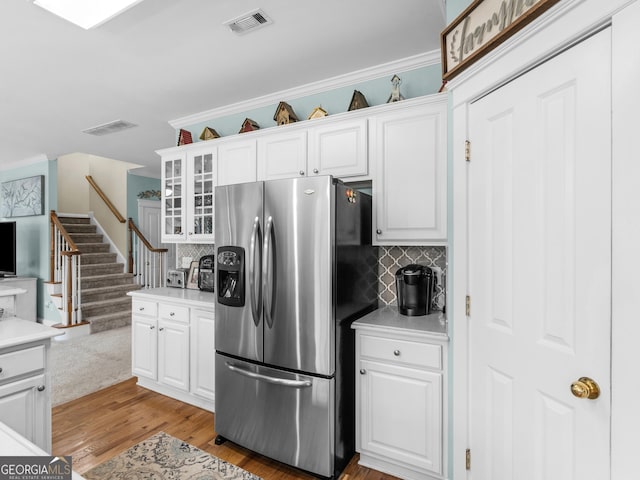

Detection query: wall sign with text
xmin=441 ymin=0 xmax=560 ymax=81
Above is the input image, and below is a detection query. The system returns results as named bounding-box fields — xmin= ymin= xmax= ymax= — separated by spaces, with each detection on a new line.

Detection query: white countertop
xmin=0 ymin=422 xmax=85 ymax=479
xmin=128 ymin=287 xmax=215 ymax=310
xmin=352 ymin=305 xmax=449 ymax=339
xmin=0 ymin=317 xmax=63 ymax=349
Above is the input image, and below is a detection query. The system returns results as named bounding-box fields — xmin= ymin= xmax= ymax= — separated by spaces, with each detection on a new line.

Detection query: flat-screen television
xmin=0 ymin=221 xmax=16 ymax=277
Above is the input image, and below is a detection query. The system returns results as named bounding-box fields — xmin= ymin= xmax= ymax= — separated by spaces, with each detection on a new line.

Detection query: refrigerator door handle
xmin=249 ymin=216 xmax=262 ymax=326
xmin=263 ymin=215 xmax=277 ymax=329
xmin=225 ymin=362 xmax=312 ymax=388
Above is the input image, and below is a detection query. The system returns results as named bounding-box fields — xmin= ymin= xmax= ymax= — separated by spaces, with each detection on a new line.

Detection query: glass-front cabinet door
xmin=161 ymin=152 xmax=187 ymax=243
xmin=187 ymin=149 xmax=215 ymax=243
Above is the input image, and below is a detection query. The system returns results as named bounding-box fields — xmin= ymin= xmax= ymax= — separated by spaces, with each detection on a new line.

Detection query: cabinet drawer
xmin=132 ymin=299 xmax=157 ymax=317
xmin=0 ymin=345 xmax=45 ymax=382
xmin=158 ymin=303 xmax=189 ymax=323
xmin=359 ymin=334 xmax=441 ymax=370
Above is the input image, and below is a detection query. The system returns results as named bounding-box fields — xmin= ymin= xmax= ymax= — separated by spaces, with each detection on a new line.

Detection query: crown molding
xmin=169 ymin=50 xmax=441 ymax=129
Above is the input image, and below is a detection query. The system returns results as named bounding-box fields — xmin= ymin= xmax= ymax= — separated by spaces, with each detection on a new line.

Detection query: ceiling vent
xmin=224 ymin=9 xmax=272 ymax=35
xmin=82 ymin=119 xmax=138 ymax=136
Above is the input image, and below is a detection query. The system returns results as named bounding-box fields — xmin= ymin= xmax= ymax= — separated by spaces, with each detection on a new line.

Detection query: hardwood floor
xmin=52 ymin=378 xmax=399 ymax=479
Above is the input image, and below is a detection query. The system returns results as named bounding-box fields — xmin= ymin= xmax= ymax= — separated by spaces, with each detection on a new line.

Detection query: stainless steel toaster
xmin=167 ymin=268 xmax=189 ymax=288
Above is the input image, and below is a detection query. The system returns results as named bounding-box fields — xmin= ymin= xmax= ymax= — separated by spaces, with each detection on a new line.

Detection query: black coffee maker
xmin=395 ymin=264 xmax=434 ymax=316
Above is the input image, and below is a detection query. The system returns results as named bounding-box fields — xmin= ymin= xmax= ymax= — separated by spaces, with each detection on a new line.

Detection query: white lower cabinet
xmin=0 ymin=343 xmax=51 ymax=452
xmin=355 ymin=319 xmax=448 ymax=480
xmin=132 ymin=297 xmax=214 ymax=411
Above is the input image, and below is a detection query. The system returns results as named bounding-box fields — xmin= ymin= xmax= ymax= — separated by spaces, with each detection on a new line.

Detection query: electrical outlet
xmin=431 ymin=266 xmax=443 ymax=286
xmin=181 ymin=257 xmax=193 ymax=268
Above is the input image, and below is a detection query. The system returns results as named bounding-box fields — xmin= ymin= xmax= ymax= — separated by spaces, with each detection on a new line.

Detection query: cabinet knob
xmin=394 ymin=350 xmax=401 ymax=356
xmin=359 ymin=369 xmax=366 ymax=375
xmin=313 ymin=168 xmax=319 ymax=174
xmin=299 ymin=170 xmax=305 ymax=176
xmin=376 ymin=229 xmax=382 ymax=235
xmin=139 ymin=307 xmax=145 ymax=311
xmin=37 ymin=385 xmax=45 ymax=392
xmin=159 ymin=327 xmax=165 ymax=332
xmin=170 ymin=312 xmax=175 ymax=316
xmin=0 ymin=367 xmax=3 ymax=373
xmin=150 ymin=325 xmax=155 ymax=330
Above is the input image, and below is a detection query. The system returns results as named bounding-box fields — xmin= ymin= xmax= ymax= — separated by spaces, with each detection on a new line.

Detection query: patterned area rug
xmin=83 ymin=432 xmax=262 ymax=480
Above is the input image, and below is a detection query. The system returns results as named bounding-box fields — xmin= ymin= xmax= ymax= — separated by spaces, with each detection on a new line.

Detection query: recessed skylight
xmin=33 ymin=0 xmax=145 ymax=30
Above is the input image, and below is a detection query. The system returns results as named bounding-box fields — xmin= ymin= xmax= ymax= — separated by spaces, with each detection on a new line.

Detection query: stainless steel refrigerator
xmin=214 ymin=175 xmax=377 ymax=479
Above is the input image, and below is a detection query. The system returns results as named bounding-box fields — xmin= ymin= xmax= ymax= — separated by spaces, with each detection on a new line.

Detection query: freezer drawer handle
xmin=226 ymin=362 xmax=312 ymax=388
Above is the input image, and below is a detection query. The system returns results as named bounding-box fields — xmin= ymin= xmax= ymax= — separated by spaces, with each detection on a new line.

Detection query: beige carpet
xmin=50 ymin=325 xmax=132 ymax=406
xmin=83 ymin=431 xmax=262 ymax=480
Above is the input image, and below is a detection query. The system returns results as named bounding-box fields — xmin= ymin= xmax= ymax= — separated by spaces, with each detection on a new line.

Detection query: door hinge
xmin=465 ymin=295 xmax=471 ymax=316
xmin=466 ymin=448 xmax=471 ymax=470
xmin=465 ymin=140 xmax=471 ymax=162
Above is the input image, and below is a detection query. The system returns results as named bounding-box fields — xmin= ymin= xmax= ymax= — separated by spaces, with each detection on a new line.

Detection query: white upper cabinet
xmin=159 ymin=145 xmax=216 ymax=243
xmin=161 ymin=150 xmax=187 ymax=243
xmin=217 ymin=137 xmax=257 ymax=186
xmin=257 ymin=130 xmax=307 ymax=180
xmin=308 ymin=117 xmax=368 ymax=179
xmin=370 ymin=95 xmax=447 ymax=245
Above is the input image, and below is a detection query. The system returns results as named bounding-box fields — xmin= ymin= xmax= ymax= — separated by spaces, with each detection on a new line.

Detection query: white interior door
xmin=467 ymin=29 xmax=611 ymax=479
xmin=138 ymin=199 xmax=176 ymax=271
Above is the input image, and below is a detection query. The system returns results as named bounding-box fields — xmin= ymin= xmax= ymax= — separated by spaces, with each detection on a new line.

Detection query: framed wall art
xmin=441 ymin=0 xmax=560 ymax=81
xmin=187 ymin=260 xmax=199 ymax=290
xmin=1 ymin=175 xmax=44 ymax=217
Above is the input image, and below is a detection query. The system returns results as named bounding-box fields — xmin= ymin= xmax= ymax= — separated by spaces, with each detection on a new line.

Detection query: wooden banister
xmin=85 ymin=175 xmax=126 ymax=223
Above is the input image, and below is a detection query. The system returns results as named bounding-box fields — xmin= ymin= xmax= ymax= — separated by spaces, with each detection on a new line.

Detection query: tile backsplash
xmin=378 ymin=246 xmax=447 ymax=311
xmin=177 ymin=244 xmax=215 ymax=268
xmin=178 ymin=243 xmax=447 ymax=312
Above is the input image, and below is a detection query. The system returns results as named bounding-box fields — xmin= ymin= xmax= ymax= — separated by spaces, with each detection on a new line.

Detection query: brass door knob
xmin=570 ymin=377 xmax=600 ymax=399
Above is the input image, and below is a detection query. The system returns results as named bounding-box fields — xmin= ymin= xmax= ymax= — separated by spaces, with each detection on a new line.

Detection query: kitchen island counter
xmin=128 ymin=287 xmax=215 ymax=309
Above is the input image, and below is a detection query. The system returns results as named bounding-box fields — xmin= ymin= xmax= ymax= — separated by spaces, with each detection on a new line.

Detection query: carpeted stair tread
xmin=69 ymin=233 xmax=104 ymax=243
xmin=80 ymin=252 xmax=118 ymax=265
xmin=77 ymin=243 xmax=111 ymax=254
xmin=82 ymin=273 xmax=137 ymax=289
xmin=62 ymin=224 xmax=97 ymax=234
xmin=81 ymin=284 xmax=141 ymax=302
xmin=86 ymin=311 xmax=132 ymax=334
xmin=81 ymin=263 xmax=125 ymax=276
xmin=57 ymin=217 xmax=91 ymax=225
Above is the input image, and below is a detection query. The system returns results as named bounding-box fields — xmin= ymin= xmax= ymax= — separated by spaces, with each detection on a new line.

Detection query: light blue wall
xmin=0 ymin=160 xmax=58 ymax=322
xmin=179 ymin=64 xmax=443 ymax=142
xmin=448 ymin=0 xmax=472 ymax=19
xmin=127 ymin=172 xmax=161 ymax=226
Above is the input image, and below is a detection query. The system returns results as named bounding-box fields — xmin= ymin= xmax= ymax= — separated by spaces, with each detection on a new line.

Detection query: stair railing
xmin=85 ymin=175 xmax=167 ymax=287
xmin=128 ymin=218 xmax=168 ymax=288
xmin=85 ymin=175 xmax=126 ymax=223
xmin=50 ymin=210 xmax=82 ymax=326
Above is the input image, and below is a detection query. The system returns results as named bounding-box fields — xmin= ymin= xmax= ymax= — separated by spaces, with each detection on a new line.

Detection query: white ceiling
xmin=1 ymin=0 xmax=446 ymax=178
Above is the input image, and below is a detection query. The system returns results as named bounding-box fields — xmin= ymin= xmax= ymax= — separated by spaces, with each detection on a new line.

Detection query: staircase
xmin=55 ymin=216 xmax=141 ymax=333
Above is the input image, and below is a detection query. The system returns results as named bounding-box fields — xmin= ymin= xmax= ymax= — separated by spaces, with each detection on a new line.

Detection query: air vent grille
xmin=224 ymin=9 xmax=272 ymax=34
xmin=82 ymin=119 xmax=138 ymax=136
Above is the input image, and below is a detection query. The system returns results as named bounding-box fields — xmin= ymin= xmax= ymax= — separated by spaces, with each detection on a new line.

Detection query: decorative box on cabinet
xmin=159 ymin=146 xmax=216 ymax=244
xmin=370 ymin=94 xmax=447 ymax=245
xmin=131 ymin=293 xmax=215 ymax=412
xmin=353 ymin=307 xmax=448 ymax=480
